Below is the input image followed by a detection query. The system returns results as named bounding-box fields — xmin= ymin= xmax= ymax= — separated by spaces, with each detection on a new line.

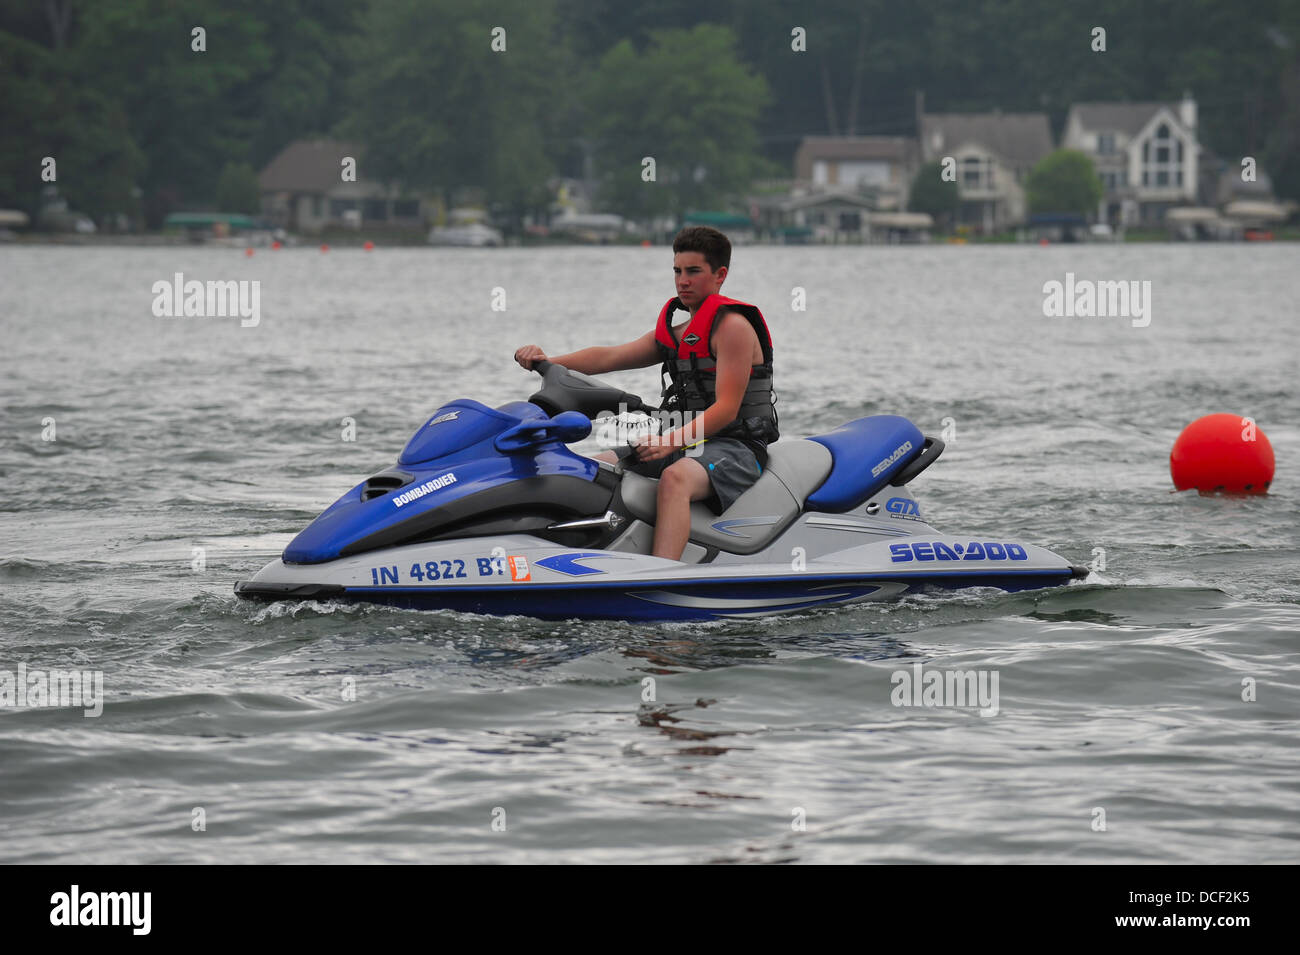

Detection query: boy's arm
xmin=516 ymin=329 xmax=661 ymax=374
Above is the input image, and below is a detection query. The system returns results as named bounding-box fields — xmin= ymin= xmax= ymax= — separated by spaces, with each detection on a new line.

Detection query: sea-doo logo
xmin=871 ymin=440 xmax=913 ymax=477
xmin=885 ymin=497 xmax=921 ymax=519
xmin=889 ymin=541 xmax=1029 ymax=562
xmin=683 ymin=333 xmax=700 ymax=345
xmin=429 ymin=411 xmax=460 ymax=426
xmin=392 ymin=471 xmax=457 ymax=507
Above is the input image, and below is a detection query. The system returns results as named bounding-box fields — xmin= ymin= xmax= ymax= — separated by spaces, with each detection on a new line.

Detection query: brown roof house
xmin=918 ymin=110 xmax=1054 ymax=232
xmin=259 ymin=139 xmax=429 ymax=234
xmin=749 ymin=136 xmax=927 ymax=242
xmin=793 ymin=136 xmax=920 ymax=211
xmin=1061 ymin=95 xmax=1201 ymax=226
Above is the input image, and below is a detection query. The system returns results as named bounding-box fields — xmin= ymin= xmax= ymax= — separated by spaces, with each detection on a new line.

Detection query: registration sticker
xmin=508 ymin=556 xmax=531 ymax=581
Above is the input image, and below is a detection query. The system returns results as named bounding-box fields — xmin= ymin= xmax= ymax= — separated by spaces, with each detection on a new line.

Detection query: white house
xmin=1061 ymin=95 xmax=1200 ymax=226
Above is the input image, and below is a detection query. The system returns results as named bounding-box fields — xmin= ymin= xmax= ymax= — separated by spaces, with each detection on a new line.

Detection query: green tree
xmin=246 ymin=2 xmax=364 ymax=170
xmin=1026 ymin=149 xmax=1103 ymax=215
xmin=342 ymin=0 xmax=566 ymax=227
xmin=0 ymin=14 xmax=144 ymax=225
xmin=907 ymin=160 xmax=960 ymax=227
xmin=586 ymin=24 xmax=769 ymax=223
xmin=214 ymin=161 xmax=260 ymax=214
xmin=73 ymin=0 xmax=272 ymax=225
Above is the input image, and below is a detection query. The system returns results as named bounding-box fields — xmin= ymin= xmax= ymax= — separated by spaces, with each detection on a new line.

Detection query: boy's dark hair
xmin=672 ymin=226 xmax=731 ymax=273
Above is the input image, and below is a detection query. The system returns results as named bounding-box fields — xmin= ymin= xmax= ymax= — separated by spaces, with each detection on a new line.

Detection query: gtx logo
xmin=886 ymin=497 xmax=921 ymax=519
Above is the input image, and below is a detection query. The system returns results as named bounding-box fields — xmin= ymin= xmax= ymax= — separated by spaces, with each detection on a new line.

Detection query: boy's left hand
xmin=633 ymin=431 xmax=682 ymax=461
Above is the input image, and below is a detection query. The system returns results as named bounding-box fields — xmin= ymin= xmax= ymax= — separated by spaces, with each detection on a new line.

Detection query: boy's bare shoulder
xmin=715 ymin=309 xmax=759 ymax=334
xmin=712 ymin=310 xmax=763 ymax=361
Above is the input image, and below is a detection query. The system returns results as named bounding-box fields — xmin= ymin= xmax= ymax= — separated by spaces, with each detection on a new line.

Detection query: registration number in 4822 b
xmin=889 ymin=541 xmax=1029 ymax=562
xmin=368 ymin=560 xmax=469 ymax=585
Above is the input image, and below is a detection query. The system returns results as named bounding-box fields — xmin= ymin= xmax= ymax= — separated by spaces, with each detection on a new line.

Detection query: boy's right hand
xmin=514 ymin=345 xmax=547 ymax=370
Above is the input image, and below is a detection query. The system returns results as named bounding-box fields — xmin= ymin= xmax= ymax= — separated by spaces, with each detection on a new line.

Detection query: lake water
xmin=1 ymin=242 xmax=1296 ymax=863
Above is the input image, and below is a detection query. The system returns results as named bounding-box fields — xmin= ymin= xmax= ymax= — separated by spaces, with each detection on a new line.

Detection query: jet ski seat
xmin=614 ymin=415 xmax=942 ymax=556
xmin=803 ymin=415 xmax=930 ymax=512
xmin=616 ymin=439 xmax=833 ymax=555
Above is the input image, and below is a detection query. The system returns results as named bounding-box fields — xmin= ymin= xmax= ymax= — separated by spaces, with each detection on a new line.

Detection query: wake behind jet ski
xmin=235 ymin=361 xmax=1087 ymax=621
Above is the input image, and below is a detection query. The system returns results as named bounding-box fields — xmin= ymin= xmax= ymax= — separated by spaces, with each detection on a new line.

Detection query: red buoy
xmin=1170 ymin=413 xmax=1274 ymax=494
xmin=363 ymin=240 xmax=375 ymax=251
xmin=244 ymin=247 xmax=254 ymax=257
xmin=271 ymin=240 xmax=282 ymax=250
xmin=320 ymin=243 xmax=330 ymax=253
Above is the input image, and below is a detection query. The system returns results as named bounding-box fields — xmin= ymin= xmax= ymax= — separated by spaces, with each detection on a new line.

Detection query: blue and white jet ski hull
xmin=236 ymin=366 xmax=1085 ymax=621
xmin=237 ymin=506 xmax=1082 ymax=622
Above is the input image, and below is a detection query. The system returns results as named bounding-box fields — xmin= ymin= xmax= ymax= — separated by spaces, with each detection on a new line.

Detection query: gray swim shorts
xmin=625 ymin=437 xmax=764 ymax=513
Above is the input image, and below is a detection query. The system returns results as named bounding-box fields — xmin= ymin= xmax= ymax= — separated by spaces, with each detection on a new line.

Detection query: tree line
xmin=1 ymin=0 xmax=1296 ymax=229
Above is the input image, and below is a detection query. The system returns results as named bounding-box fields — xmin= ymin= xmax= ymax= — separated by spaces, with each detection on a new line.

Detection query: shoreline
xmin=3 ymin=231 xmax=1297 ymax=248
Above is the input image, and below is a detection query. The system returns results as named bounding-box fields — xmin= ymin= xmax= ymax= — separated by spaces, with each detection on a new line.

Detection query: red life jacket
xmin=653 ymin=293 xmax=779 ymax=454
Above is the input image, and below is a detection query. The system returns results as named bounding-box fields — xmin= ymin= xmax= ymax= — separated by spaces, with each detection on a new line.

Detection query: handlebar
xmin=522 ymin=355 xmax=659 ymax=418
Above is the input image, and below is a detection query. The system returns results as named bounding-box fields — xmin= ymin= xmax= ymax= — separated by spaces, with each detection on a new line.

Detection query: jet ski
xmin=235 ymin=361 xmax=1086 ymax=621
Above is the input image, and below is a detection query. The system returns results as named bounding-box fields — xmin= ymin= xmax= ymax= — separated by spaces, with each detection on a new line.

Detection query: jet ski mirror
xmin=528 ymin=359 xmax=657 ymax=420
xmin=494 ymin=411 xmax=592 ymax=453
